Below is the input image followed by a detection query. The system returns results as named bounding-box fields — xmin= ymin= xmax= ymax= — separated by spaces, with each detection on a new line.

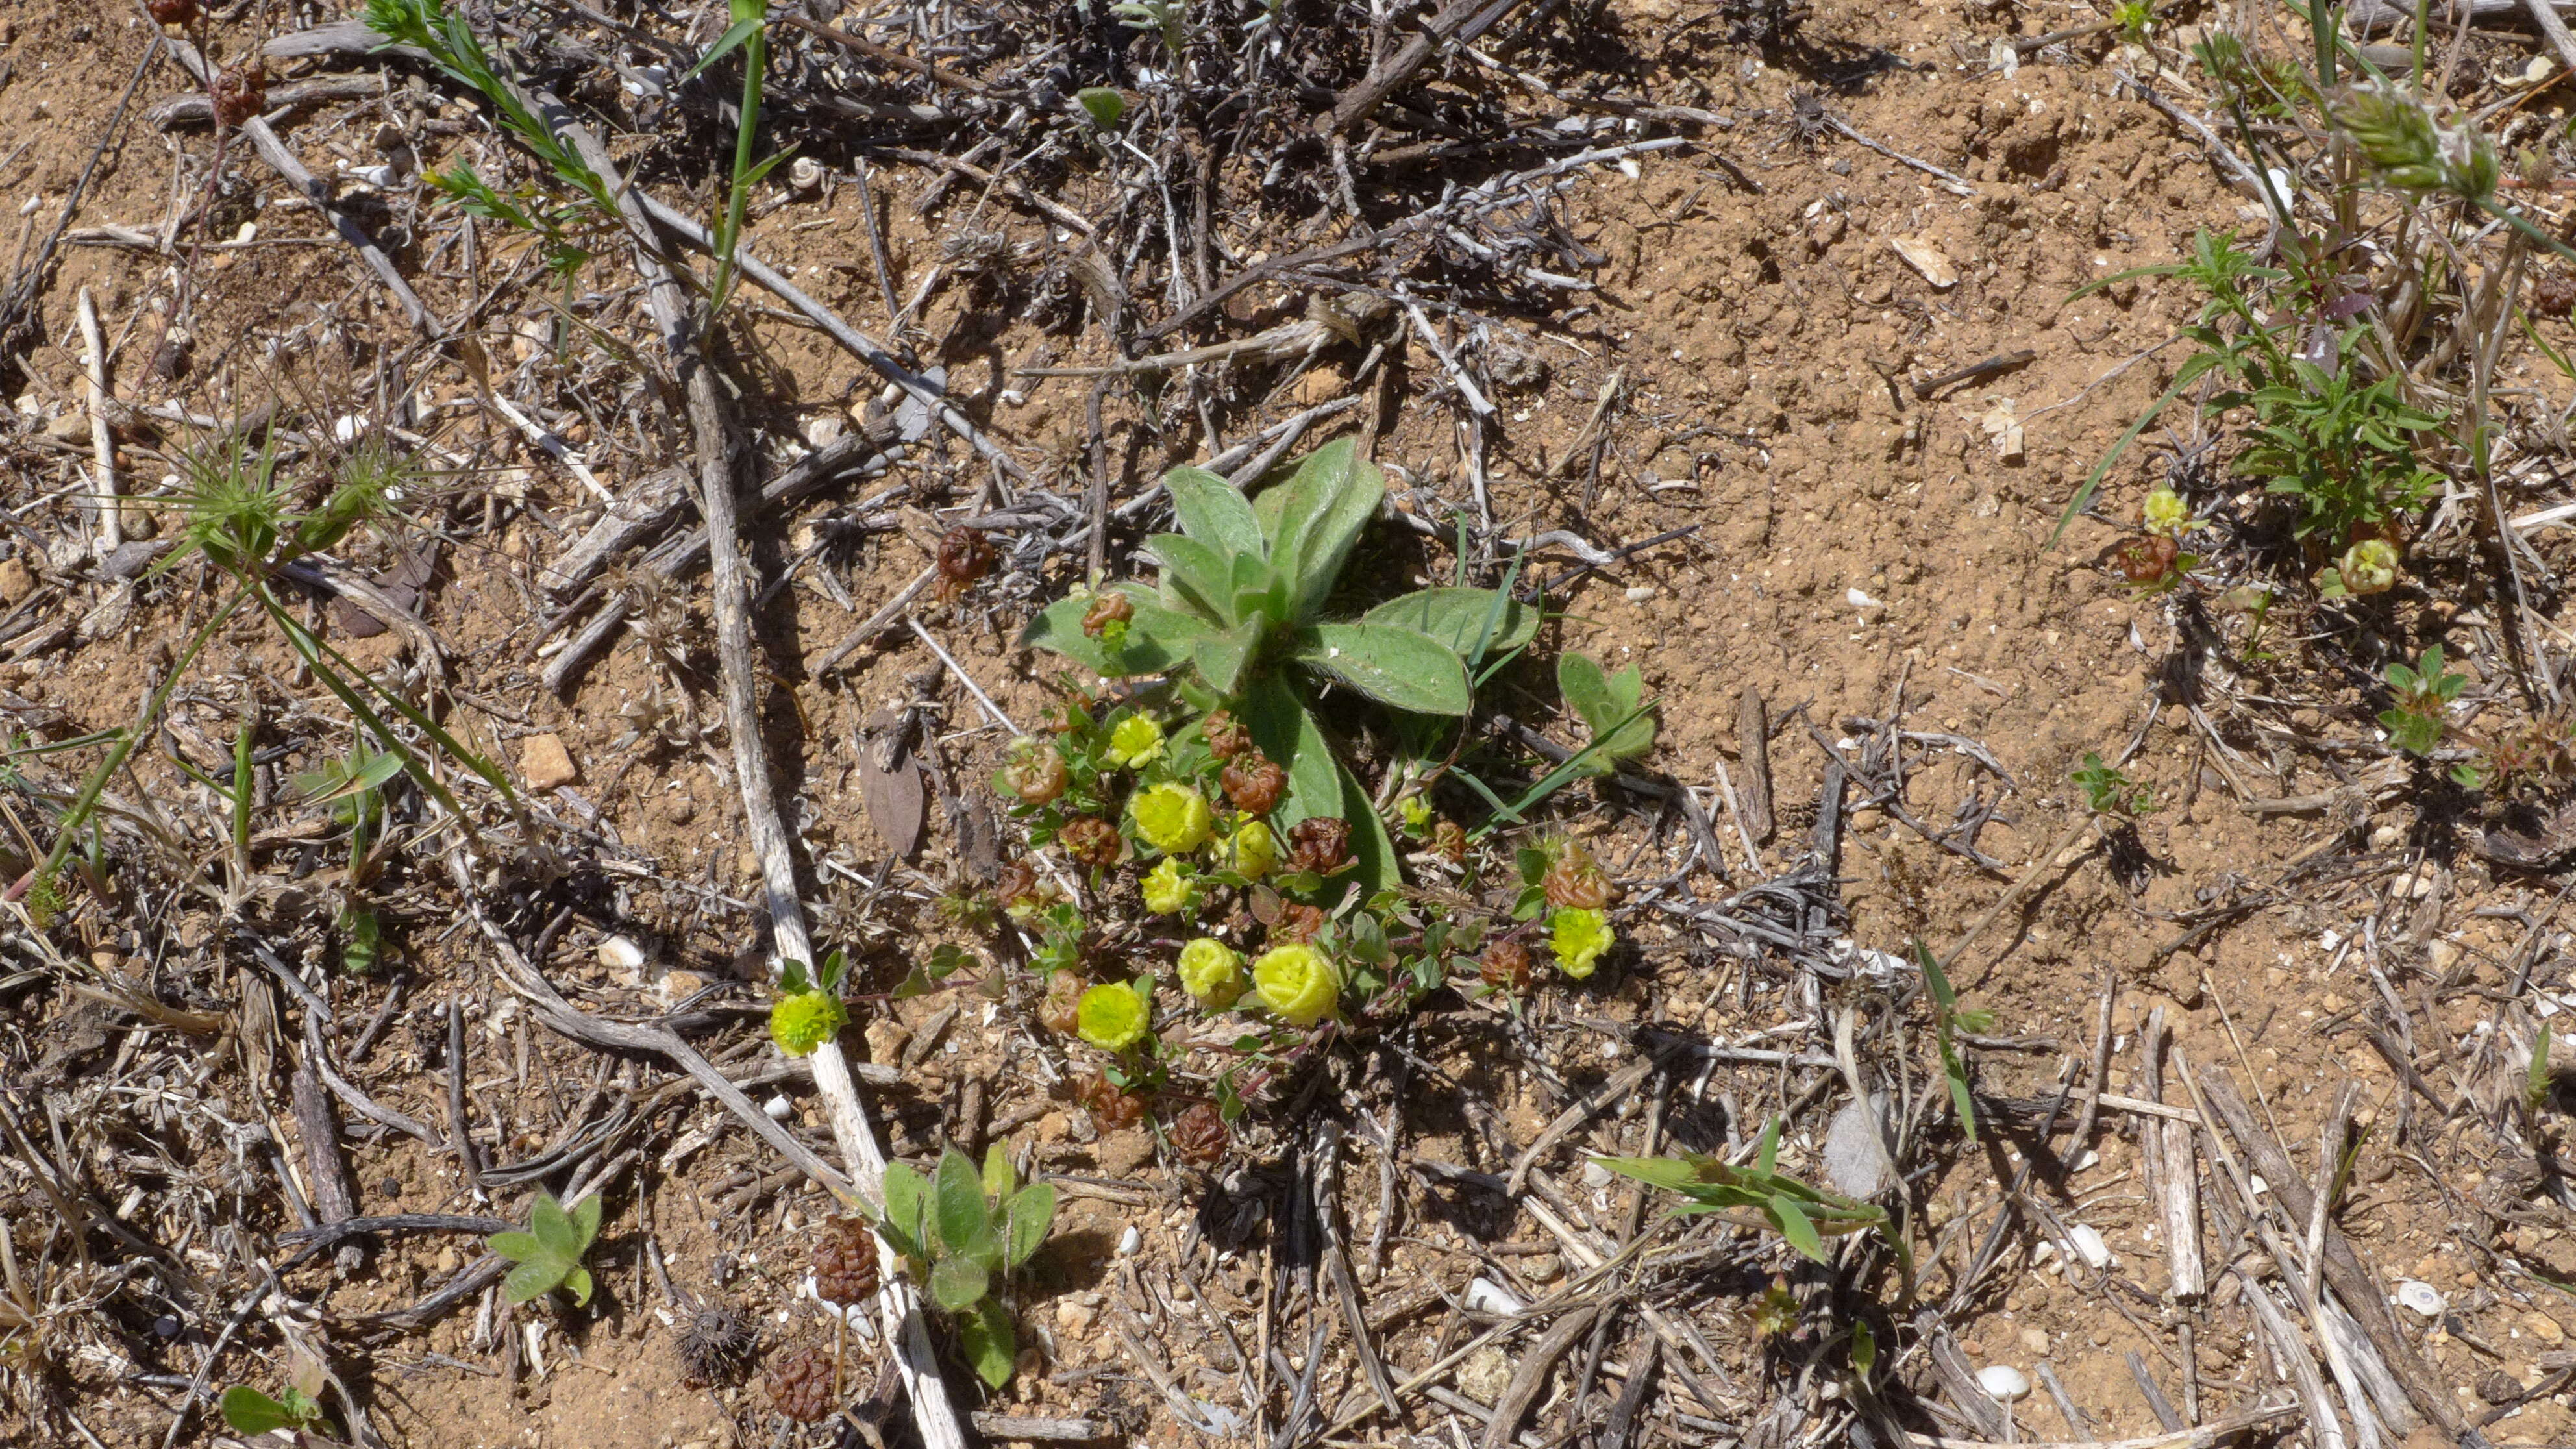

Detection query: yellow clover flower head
xmin=1076 ymin=982 xmax=1151 ymax=1051
xmin=2141 ymin=486 xmax=2189 ymax=538
xmin=1177 ymin=937 xmax=1243 ymax=1008
xmin=769 ymin=989 xmax=847 ymax=1056
xmin=1253 ymin=943 xmax=1341 ymax=1026
xmin=1142 ymin=857 xmax=1201 ymax=915
xmin=2340 ymin=538 xmax=2399 ymax=596
xmin=1106 ymin=713 xmax=1165 ymax=768
xmin=1133 ymin=782 xmax=1214 ymax=854
xmin=1229 ymin=819 xmax=1278 ymax=878
xmin=1549 ymin=906 xmax=1614 ymax=980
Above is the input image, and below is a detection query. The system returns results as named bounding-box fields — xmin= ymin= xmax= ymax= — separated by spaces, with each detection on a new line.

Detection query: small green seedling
xmin=1914 ymin=938 xmax=1992 ymax=1145
xmin=221 ymin=1385 xmax=327 ymax=1435
xmin=1075 ymin=86 xmax=1128 ymax=129
xmin=1557 ymin=651 xmax=1657 ymax=776
xmin=1113 ymin=0 xmax=1191 ymax=53
xmin=1594 ymin=1117 xmax=1894 ymax=1264
xmin=489 ymin=1191 xmax=602 ymax=1306
xmin=2530 ymin=1024 xmax=2555 ymax=1118
xmin=2380 ymin=644 xmax=2468 ymax=759
xmin=2070 ymin=752 xmax=2155 ymax=817
xmin=873 ymin=1145 xmax=1058 ymax=1388
xmin=682 ymin=0 xmax=795 ymax=315
xmin=1022 ymin=440 xmax=1534 ymax=887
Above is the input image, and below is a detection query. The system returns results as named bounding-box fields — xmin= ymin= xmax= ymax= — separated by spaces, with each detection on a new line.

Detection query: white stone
xmin=2068 ymin=1224 xmax=2111 ymax=1269
xmin=1978 ymin=1365 xmax=2031 ymax=1401
xmin=597 ymin=935 xmax=645 ymax=972
xmin=1463 ymin=1277 xmax=1524 ymax=1316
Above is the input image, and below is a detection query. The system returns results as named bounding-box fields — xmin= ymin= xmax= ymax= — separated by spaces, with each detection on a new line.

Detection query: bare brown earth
xmin=2 ymin=1 xmax=2573 ymax=1447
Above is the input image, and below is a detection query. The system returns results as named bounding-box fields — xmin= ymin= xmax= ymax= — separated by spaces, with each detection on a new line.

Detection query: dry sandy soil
xmin=2 ymin=0 xmax=2574 ymax=1447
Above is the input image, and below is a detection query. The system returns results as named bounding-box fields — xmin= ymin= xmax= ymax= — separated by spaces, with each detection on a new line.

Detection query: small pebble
xmin=1117 ymin=1226 xmax=1141 ymax=1256
xmin=597 ymin=935 xmax=645 ymax=972
xmin=1978 ymin=1365 xmax=2031 ymax=1402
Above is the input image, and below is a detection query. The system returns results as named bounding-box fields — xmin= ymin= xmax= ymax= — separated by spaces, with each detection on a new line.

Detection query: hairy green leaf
xmin=1165 ymin=465 xmax=1265 ymax=560
xmin=1006 ymin=1182 xmax=1057 ymax=1269
xmin=1558 ymin=652 xmax=1655 ymax=771
xmin=1360 ymin=586 xmax=1537 ymax=663
xmin=1296 ymin=623 xmax=1471 ymax=715
xmin=961 ymin=1299 xmax=1019 ymax=1388
xmin=1193 ymin=617 xmax=1265 ymax=697
xmin=934 ymin=1148 xmax=993 ymax=1259
xmin=1144 ymin=533 xmax=1238 ymax=626
xmin=930 ymin=1253 xmax=990 ymax=1312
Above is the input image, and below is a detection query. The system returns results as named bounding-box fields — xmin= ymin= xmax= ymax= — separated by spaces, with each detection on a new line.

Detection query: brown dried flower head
xmin=1003 ymin=745 xmax=1069 ymax=805
xmin=1285 ymin=816 xmax=1352 ymax=875
xmin=1269 ymin=902 xmax=1327 ymax=945
xmin=1081 ymin=591 xmax=1133 ymax=638
xmin=937 ymin=526 xmax=996 ymax=588
xmin=212 ymin=63 xmax=267 ymax=129
xmin=1221 ymin=752 xmax=1287 ymax=816
xmin=2112 ymin=534 xmax=2180 ymax=586
xmin=1040 ymin=971 xmax=1085 ymax=1035
xmin=1059 ymin=815 xmax=1121 ymax=869
xmin=1202 ymin=709 xmax=1250 ymax=759
xmin=812 ymin=1217 xmax=880 ymax=1306
xmin=1541 ymin=844 xmax=1613 ymax=910
xmin=1074 ymin=1071 xmax=1144 ymax=1132
xmin=763 ymin=1342 xmax=835 ymax=1423
xmin=1480 ymin=940 xmax=1534 ymax=993
xmin=147 ymin=0 xmax=199 ymax=25
xmin=1169 ymin=1102 xmax=1228 ymax=1165
xmin=1430 ymin=819 xmax=1468 ymax=864
xmin=2536 ymin=270 xmax=2576 ymax=320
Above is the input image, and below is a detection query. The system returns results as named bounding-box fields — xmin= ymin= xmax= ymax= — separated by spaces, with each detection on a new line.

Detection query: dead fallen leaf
xmin=858 ymin=706 xmax=927 ymax=858
xmin=1975 ymin=396 xmax=2024 ymax=460
xmin=1890 ymin=236 xmax=1958 ymax=289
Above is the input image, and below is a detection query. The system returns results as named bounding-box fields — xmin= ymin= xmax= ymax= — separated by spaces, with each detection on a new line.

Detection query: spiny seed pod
xmin=764 ymin=1342 xmax=836 ymax=1423
xmin=1074 ymin=1071 xmax=1144 ymax=1132
xmin=676 ymin=1301 xmax=757 ymax=1385
xmin=937 ymin=526 xmax=995 ymax=587
xmin=1480 ymin=939 xmax=1534 ymax=993
xmin=1004 ymin=745 xmax=1069 ymax=805
xmin=1430 ymin=819 xmax=1468 ymax=864
xmin=1081 ymin=591 xmax=1133 ymax=638
xmin=1202 ymin=709 xmax=1250 ymax=759
xmin=1285 ymin=816 xmax=1352 ymax=875
xmin=147 ymin=0 xmax=199 ymax=25
xmin=1060 ymin=815 xmax=1121 ymax=869
xmin=1169 ymin=1102 xmax=1228 ymax=1165
xmin=1222 ymin=752 xmax=1287 ymax=816
xmin=1541 ymin=845 xmax=1613 ymax=910
xmin=813 ymin=1217 xmax=880 ymax=1306
xmin=212 ymin=63 xmax=267 ymax=129
xmin=1269 ymin=902 xmax=1326 ymax=945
